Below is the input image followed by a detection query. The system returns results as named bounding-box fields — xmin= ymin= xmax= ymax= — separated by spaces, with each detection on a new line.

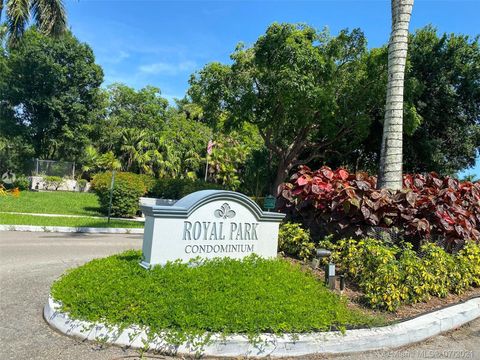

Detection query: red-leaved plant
xmin=278 ymin=166 xmax=480 ymax=250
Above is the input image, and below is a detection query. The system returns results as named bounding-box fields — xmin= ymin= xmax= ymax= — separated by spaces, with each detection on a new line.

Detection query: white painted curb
xmin=0 ymin=211 xmax=145 ymax=222
xmin=0 ymin=225 xmax=143 ymax=234
xmin=44 ymin=296 xmax=480 ymax=357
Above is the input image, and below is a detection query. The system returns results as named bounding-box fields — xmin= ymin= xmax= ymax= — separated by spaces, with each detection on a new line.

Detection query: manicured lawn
xmin=0 ymin=213 xmax=143 ymax=228
xmin=52 ymin=252 xmax=384 ymax=347
xmin=0 ymin=191 xmax=102 ymax=216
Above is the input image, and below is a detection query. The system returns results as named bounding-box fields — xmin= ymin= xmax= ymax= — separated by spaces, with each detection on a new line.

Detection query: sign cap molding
xmin=140 ymin=190 xmax=285 ymax=222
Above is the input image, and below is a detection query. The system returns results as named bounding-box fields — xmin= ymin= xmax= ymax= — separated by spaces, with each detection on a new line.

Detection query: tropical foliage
xmin=278 ymin=222 xmax=316 ymax=261
xmin=342 ymin=27 xmax=480 ymax=176
xmin=320 ymin=238 xmax=480 ymax=311
xmin=0 ymin=183 xmax=19 ymax=196
xmin=0 ymin=25 xmax=479 ymax=198
xmin=189 ymin=23 xmax=373 ymax=193
xmin=0 ymin=0 xmax=66 ymax=45
xmin=279 ymin=166 xmax=480 ymax=250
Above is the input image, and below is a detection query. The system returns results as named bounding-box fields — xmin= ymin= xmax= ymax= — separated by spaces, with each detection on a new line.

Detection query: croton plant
xmin=278 ymin=166 xmax=480 ymax=250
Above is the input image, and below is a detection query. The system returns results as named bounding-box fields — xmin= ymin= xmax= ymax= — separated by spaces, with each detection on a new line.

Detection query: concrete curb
xmin=0 ymin=211 xmax=145 ymax=222
xmin=44 ymin=296 xmax=480 ymax=357
xmin=0 ymin=225 xmax=143 ymax=234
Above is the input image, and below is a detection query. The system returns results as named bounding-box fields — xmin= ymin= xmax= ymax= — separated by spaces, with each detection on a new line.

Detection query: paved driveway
xmin=0 ymin=231 xmax=478 ymax=360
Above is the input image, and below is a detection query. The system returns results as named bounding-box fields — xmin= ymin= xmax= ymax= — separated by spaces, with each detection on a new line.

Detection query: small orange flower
xmin=11 ymin=187 xmax=20 ymax=197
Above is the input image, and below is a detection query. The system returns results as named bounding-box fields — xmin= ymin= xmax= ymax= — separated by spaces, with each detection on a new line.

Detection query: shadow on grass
xmin=82 ymin=206 xmax=103 ymax=216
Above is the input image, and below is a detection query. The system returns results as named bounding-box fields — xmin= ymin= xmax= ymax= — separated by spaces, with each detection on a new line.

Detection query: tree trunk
xmin=377 ymin=0 xmax=414 ymax=190
xmin=273 ymin=161 xmax=289 ymax=196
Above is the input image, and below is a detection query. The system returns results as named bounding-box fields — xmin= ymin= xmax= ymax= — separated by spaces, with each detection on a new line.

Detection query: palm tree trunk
xmin=377 ymin=0 xmax=414 ymax=190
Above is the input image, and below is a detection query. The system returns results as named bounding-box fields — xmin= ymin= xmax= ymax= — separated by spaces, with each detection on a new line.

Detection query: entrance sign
xmin=140 ymin=190 xmax=285 ymax=268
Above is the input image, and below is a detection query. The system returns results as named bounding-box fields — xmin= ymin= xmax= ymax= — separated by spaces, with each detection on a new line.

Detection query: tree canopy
xmin=189 ymin=23 xmax=373 ymax=192
xmin=0 ymin=28 xmax=103 ymax=163
xmin=339 ymin=26 xmax=480 ymax=176
xmin=404 ymin=26 xmax=480 ymax=174
xmin=1 ymin=23 xmax=479 ymax=195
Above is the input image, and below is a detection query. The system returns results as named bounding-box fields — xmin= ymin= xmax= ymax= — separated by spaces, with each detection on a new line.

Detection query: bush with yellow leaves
xmin=320 ymin=237 xmax=480 ymax=311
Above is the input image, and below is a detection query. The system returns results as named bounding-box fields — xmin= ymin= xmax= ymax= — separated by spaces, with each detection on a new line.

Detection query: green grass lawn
xmin=52 ymin=252 xmax=384 ymax=348
xmin=0 ymin=191 xmax=102 ymax=216
xmin=0 ymin=213 xmax=143 ymax=228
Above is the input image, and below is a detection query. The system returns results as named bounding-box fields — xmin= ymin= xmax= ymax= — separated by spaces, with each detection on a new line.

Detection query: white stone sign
xmin=140 ymin=190 xmax=285 ymax=268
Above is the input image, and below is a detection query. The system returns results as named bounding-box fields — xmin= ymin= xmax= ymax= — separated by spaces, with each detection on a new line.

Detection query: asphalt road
xmin=0 ymin=231 xmax=478 ymax=360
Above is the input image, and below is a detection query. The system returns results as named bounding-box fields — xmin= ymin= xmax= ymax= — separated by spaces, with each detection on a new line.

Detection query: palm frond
xmin=6 ymin=0 xmax=30 ymax=45
xmin=0 ymin=23 xmax=7 ymax=43
xmin=31 ymin=0 xmax=66 ymax=36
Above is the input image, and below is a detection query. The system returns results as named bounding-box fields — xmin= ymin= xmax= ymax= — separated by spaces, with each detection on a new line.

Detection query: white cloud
xmin=138 ymin=61 xmax=197 ymax=75
xmin=99 ymin=50 xmax=130 ymax=65
xmin=118 ymin=50 xmax=130 ymax=60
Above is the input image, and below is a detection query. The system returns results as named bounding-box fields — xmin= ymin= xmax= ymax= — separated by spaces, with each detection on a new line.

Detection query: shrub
xmin=419 ymin=242 xmax=458 ymax=297
xmin=1 ymin=175 xmax=29 ymax=190
xmin=138 ymin=174 xmax=157 ymax=195
xmin=43 ymin=176 xmax=64 ymax=190
xmin=76 ymin=178 xmax=88 ymax=191
xmin=279 ymin=166 xmax=480 ymax=250
xmin=150 ymin=178 xmax=224 ymax=199
xmin=91 ymin=172 xmax=147 ymax=217
xmin=321 ymin=238 xmax=480 ymax=311
xmin=458 ymin=241 xmax=480 ymax=287
xmin=13 ymin=175 xmax=30 ymax=190
xmin=278 ymin=222 xmax=316 ymax=261
xmin=397 ymin=244 xmax=433 ymax=303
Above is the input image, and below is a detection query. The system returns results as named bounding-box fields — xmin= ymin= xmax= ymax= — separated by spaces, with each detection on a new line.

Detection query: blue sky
xmin=65 ymin=0 xmax=480 ymax=176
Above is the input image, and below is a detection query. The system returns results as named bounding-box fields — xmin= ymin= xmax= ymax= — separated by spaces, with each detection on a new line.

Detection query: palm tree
xmin=146 ymin=135 xmax=181 ymax=178
xmin=377 ymin=0 xmax=414 ymax=190
xmin=120 ymin=128 xmax=150 ymax=173
xmin=81 ymin=146 xmax=122 ymax=177
xmin=0 ymin=0 xmax=66 ymax=45
xmin=98 ymin=151 xmax=121 ymax=172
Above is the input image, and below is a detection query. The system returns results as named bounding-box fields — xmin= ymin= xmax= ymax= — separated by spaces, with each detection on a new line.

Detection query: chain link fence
xmin=31 ymin=159 xmax=75 ymax=178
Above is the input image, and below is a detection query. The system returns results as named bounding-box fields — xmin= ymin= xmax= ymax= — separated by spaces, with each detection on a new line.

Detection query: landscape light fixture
xmin=312 ymin=248 xmax=338 ymax=290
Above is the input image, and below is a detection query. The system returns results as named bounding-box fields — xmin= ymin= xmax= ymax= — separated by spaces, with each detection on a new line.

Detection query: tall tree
xmin=0 ymin=0 xmax=66 ymax=45
xmin=404 ymin=27 xmax=480 ymax=175
xmin=0 ymin=28 xmax=103 ymax=162
xmin=161 ymin=107 xmax=212 ymax=179
xmin=92 ymin=84 xmax=169 ymax=154
xmin=377 ymin=0 xmax=414 ymax=190
xmin=333 ymin=28 xmax=480 ymax=176
xmin=189 ymin=23 xmax=372 ymax=193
